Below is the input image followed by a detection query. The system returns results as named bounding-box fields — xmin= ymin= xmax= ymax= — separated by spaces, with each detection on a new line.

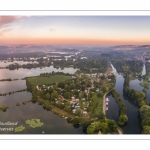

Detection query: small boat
xmin=106 ymin=102 xmax=108 ymax=105
xmin=106 ymin=107 xmax=108 ymax=110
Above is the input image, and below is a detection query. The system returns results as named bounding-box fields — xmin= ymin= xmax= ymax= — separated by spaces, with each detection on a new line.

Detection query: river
xmin=106 ymin=63 xmax=146 ymax=134
xmin=0 ymin=65 xmax=84 ymax=134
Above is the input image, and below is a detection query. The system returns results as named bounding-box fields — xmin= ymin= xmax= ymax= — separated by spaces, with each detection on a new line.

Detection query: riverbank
xmin=103 ymin=91 xmax=123 ymax=134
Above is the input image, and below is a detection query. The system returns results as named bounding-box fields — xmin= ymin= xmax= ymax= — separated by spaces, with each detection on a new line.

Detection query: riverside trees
xmin=87 ymin=119 xmax=118 ymax=134
xmin=124 ymin=74 xmax=150 ymax=133
xmin=112 ymin=60 xmax=143 ymax=76
xmin=124 ymin=74 xmax=148 ymax=106
xmin=111 ymin=88 xmax=128 ymax=125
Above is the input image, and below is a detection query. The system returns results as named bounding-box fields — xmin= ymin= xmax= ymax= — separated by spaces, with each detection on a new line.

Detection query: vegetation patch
xmin=14 ymin=125 xmax=25 ymax=132
xmin=25 ymin=118 xmax=44 ymax=128
xmin=0 ymin=104 xmax=9 ymax=112
xmin=87 ymin=119 xmax=118 ymax=134
xmin=27 ymin=75 xmax=72 ymax=86
xmin=111 ymin=89 xmax=128 ymax=125
xmin=140 ymin=80 xmax=150 ymax=87
xmin=124 ymin=75 xmax=148 ymax=105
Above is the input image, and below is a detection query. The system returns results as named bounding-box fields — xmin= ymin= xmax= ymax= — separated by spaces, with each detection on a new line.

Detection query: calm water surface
xmin=0 ymin=66 xmax=77 ymax=79
xmin=106 ymin=64 xmax=145 ymax=134
xmin=0 ymin=92 xmax=84 ymax=134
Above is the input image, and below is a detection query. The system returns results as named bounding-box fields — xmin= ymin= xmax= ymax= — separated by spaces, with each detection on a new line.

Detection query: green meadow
xmin=27 ymin=75 xmax=72 ymax=86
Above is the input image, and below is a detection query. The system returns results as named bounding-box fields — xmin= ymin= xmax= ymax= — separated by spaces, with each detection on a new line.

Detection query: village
xmin=34 ymin=71 xmax=114 ymax=117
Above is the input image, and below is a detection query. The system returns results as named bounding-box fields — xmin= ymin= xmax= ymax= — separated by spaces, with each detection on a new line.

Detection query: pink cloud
xmin=0 ymin=28 xmax=12 ymax=36
xmin=0 ymin=16 xmax=21 ymax=27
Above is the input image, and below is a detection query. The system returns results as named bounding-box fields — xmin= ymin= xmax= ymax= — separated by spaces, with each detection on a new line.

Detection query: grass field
xmin=27 ymin=75 xmax=72 ymax=86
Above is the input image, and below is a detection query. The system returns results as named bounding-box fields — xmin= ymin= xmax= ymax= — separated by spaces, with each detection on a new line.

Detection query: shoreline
xmin=103 ymin=90 xmax=123 ymax=134
xmin=103 ymin=90 xmax=111 ymax=117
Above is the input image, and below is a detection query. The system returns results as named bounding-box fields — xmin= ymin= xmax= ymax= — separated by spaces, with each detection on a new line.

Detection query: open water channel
xmin=106 ymin=64 xmax=147 ymax=134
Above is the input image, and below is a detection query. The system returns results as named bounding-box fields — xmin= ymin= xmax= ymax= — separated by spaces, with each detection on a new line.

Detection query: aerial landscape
xmin=1 ymin=16 xmax=150 ymax=134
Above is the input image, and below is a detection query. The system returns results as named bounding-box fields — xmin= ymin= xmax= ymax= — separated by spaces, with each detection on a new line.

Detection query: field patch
xmin=27 ymin=75 xmax=72 ymax=86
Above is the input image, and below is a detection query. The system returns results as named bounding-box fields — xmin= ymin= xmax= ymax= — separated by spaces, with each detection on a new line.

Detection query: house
xmin=76 ymin=99 xmax=79 ymax=102
xmin=72 ymin=109 xmax=76 ymax=113
xmin=83 ymin=107 xmax=87 ymax=111
xmin=81 ymin=98 xmax=86 ymax=101
xmin=75 ymin=105 xmax=80 ymax=109
xmin=96 ymin=89 xmax=99 ymax=92
xmin=71 ymin=96 xmax=75 ymax=99
xmin=84 ymin=90 xmax=88 ymax=93
xmin=83 ymin=111 xmax=87 ymax=115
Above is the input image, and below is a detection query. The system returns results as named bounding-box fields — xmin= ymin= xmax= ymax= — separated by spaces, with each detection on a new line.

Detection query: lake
xmin=0 ymin=66 xmax=77 ymax=79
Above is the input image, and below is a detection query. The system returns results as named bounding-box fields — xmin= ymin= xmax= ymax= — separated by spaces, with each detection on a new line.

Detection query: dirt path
xmin=118 ymin=129 xmax=122 ymax=134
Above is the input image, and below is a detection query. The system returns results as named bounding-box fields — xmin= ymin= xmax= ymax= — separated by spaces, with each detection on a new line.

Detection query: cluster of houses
xmin=71 ymin=96 xmax=88 ymax=115
xmin=35 ymin=72 xmax=113 ymax=116
xmin=36 ymin=84 xmax=89 ymax=115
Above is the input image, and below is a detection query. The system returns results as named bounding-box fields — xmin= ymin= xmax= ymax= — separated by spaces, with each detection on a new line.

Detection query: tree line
xmin=112 ymin=60 xmax=143 ymax=75
xmin=111 ymin=88 xmax=128 ymax=125
xmin=123 ymin=74 xmax=150 ymax=133
xmin=0 ymin=89 xmax=27 ymax=96
xmin=124 ymin=74 xmax=148 ymax=107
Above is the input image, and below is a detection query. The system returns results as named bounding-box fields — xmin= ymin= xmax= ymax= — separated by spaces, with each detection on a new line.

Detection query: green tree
xmin=52 ymin=90 xmax=58 ymax=98
xmin=72 ymin=118 xmax=80 ymax=126
xmin=45 ymin=93 xmax=50 ymax=100
xmin=87 ymin=121 xmax=100 ymax=134
xmin=118 ymin=115 xmax=128 ymax=125
xmin=75 ymin=108 xmax=82 ymax=116
xmin=139 ymin=105 xmax=150 ymax=120
xmin=142 ymin=126 xmax=150 ymax=134
xmin=142 ymin=117 xmax=150 ymax=126
xmin=79 ymin=93 xmax=83 ymax=100
xmin=107 ymin=120 xmax=118 ymax=132
xmin=64 ymin=92 xmax=70 ymax=99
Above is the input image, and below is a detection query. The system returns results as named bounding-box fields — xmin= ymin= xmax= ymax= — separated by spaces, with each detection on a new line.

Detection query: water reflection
xmin=0 ymin=61 xmax=38 ymax=67
xmin=0 ymin=66 xmax=77 ymax=79
xmin=106 ymin=93 xmax=120 ymax=124
xmin=0 ymin=80 xmax=26 ymax=93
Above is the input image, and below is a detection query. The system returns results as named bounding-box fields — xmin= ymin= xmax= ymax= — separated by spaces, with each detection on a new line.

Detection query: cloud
xmin=0 ymin=28 xmax=12 ymax=36
xmin=0 ymin=16 xmax=21 ymax=28
xmin=49 ymin=28 xmax=56 ymax=32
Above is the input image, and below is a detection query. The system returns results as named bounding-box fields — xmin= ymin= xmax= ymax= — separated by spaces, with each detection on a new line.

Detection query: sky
xmin=0 ymin=16 xmax=150 ymax=45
